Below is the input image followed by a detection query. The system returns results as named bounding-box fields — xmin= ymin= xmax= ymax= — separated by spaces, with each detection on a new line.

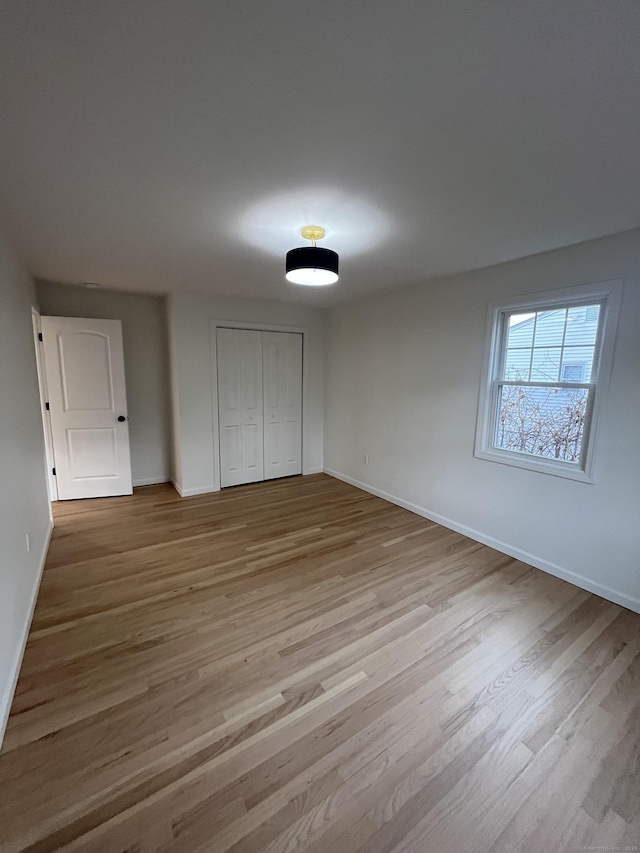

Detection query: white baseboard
xmin=303 ymin=467 xmax=324 ymax=475
xmin=133 ymin=476 xmax=171 ymax=487
xmin=324 ymin=468 xmax=640 ymax=615
xmin=0 ymin=520 xmax=53 ymax=748
xmin=171 ymin=478 xmax=218 ymax=498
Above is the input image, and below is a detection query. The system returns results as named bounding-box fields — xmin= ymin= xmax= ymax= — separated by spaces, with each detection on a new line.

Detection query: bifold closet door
xmin=263 ymin=332 xmax=303 ymax=480
xmin=217 ymin=328 xmax=264 ymax=487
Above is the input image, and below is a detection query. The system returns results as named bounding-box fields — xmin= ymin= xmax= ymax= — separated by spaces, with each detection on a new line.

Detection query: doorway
xmin=32 ymin=308 xmax=57 ymax=501
xmin=37 ymin=316 xmax=133 ymax=500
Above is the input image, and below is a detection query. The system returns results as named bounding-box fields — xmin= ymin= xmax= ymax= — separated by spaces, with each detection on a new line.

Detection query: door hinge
xmin=38 ymin=332 xmax=43 ymax=342
xmin=52 ymin=468 xmax=56 ymax=476
xmin=45 ymin=402 xmax=50 ymax=411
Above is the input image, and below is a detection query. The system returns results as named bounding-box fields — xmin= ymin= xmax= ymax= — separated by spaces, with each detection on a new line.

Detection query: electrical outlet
xmin=25 ymin=533 xmax=31 ymax=552
xmin=363 ymin=454 xmax=369 ymax=465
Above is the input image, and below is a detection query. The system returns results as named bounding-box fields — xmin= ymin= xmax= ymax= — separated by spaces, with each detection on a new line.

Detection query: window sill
xmin=474 ymin=446 xmax=595 ymax=483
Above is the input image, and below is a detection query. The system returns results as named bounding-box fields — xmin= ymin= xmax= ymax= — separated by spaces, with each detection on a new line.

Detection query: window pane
xmin=506 ymin=313 xmax=535 ymax=348
xmin=533 ymin=309 xmax=567 ymax=347
xmin=504 ymin=348 xmax=531 ymax=380
xmin=531 ymin=347 xmax=561 ymax=382
xmin=561 ymin=363 xmax=585 ymax=382
xmin=494 ymin=384 xmax=588 ymax=462
xmin=562 ymin=345 xmax=596 ymax=380
xmin=564 ymin=304 xmax=600 ymax=346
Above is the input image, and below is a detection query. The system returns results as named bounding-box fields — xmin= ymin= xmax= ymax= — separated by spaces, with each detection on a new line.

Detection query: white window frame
xmin=474 ymin=280 xmax=622 ymax=483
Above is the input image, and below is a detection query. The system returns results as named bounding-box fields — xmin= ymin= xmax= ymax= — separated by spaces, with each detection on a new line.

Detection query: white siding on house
xmin=505 ymin=306 xmax=600 ymax=382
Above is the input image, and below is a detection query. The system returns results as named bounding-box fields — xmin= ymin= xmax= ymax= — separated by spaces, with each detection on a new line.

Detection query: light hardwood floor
xmin=0 ymin=474 xmax=639 ymax=853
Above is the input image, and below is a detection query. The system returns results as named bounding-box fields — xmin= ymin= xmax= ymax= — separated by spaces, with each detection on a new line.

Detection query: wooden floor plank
xmin=0 ymin=474 xmax=638 ymax=852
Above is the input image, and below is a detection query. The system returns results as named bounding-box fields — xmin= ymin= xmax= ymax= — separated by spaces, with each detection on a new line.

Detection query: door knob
xmin=117 ymin=415 xmax=127 ymax=422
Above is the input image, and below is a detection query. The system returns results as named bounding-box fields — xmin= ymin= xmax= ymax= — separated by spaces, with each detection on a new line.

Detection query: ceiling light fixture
xmin=285 ymin=226 xmax=339 ymax=286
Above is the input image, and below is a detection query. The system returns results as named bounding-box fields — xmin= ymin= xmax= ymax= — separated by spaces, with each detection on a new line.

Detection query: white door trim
xmin=31 ymin=307 xmax=58 ymax=502
xmin=210 ymin=319 xmax=307 ymax=492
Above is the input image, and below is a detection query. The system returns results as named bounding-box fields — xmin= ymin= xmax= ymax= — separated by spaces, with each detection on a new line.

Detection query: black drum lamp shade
xmin=285 ymin=226 xmax=339 ymax=286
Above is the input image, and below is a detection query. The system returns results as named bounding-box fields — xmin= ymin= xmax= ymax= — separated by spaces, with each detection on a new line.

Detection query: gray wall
xmin=36 ymin=282 xmax=172 ymax=486
xmin=324 ymin=229 xmax=640 ymax=612
xmin=0 ymin=230 xmax=51 ymax=743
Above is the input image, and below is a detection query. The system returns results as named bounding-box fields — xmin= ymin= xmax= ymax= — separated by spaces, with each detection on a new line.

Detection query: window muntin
xmin=503 ymin=306 xmax=600 ymax=384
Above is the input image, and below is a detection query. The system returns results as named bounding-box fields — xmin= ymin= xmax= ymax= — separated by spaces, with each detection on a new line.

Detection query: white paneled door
xmin=263 ymin=332 xmax=302 ymax=481
xmin=217 ymin=328 xmax=302 ymax=488
xmin=41 ymin=316 xmax=133 ymax=500
xmin=217 ymin=329 xmax=265 ymax=488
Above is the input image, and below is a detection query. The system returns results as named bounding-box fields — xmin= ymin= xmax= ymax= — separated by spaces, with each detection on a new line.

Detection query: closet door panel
xmin=217 ymin=328 xmax=264 ymax=487
xmin=263 ymin=332 xmax=302 ymax=480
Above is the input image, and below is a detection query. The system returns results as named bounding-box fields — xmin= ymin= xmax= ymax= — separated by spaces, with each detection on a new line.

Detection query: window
xmin=561 ymin=363 xmax=586 ymax=383
xmin=475 ymin=281 xmax=621 ymax=482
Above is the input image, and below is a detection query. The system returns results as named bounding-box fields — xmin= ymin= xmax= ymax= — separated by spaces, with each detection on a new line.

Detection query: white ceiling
xmin=0 ymin=1 xmax=638 ymax=307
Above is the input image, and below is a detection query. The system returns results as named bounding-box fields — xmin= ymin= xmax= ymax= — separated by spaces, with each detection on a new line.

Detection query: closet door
xmin=217 ymin=329 xmax=264 ymax=487
xmin=263 ymin=332 xmax=303 ymax=480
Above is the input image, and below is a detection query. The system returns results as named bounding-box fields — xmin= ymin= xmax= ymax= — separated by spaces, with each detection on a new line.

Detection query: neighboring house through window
xmin=474 ymin=281 xmax=621 ymax=482
xmin=561 ymin=363 xmax=586 ymax=383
